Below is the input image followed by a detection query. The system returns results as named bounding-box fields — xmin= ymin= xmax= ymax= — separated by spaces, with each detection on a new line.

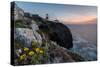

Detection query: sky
xmin=15 ymin=1 xmax=97 ymax=24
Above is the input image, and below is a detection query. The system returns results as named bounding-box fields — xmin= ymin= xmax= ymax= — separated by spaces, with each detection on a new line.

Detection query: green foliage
xmin=31 ymin=40 xmax=38 ymax=48
xmin=15 ymin=20 xmax=23 ymax=23
xmin=14 ymin=20 xmax=24 ymax=28
xmin=14 ymin=20 xmax=31 ymax=28
xmin=14 ymin=40 xmax=23 ymax=49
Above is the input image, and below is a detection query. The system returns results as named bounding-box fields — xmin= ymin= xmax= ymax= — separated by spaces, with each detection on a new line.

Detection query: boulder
xmin=14 ymin=28 xmax=42 ymax=47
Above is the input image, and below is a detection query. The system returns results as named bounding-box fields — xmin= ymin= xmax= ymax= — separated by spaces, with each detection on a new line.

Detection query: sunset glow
xmin=62 ymin=15 xmax=97 ymax=24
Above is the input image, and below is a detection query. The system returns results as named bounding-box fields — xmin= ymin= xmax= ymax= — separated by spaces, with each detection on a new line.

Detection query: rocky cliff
xmin=14 ymin=16 xmax=78 ymax=65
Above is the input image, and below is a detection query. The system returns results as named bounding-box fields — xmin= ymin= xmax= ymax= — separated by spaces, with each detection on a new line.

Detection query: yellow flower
xmin=24 ymin=47 xmax=29 ymax=52
xmin=20 ymin=54 xmax=26 ymax=60
xmin=28 ymin=51 xmax=35 ymax=56
xmin=35 ymin=48 xmax=40 ymax=53
xmin=39 ymin=50 xmax=44 ymax=54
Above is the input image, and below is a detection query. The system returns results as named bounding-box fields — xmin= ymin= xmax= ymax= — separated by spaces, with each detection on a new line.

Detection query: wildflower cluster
xmin=15 ymin=40 xmax=48 ymax=65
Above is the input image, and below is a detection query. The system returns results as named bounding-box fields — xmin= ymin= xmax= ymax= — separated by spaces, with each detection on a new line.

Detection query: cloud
xmin=62 ymin=15 xmax=97 ymax=24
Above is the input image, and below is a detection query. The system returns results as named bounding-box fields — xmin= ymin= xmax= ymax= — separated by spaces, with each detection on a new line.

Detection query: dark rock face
xmin=31 ymin=14 xmax=44 ymax=22
xmin=39 ymin=21 xmax=73 ymax=49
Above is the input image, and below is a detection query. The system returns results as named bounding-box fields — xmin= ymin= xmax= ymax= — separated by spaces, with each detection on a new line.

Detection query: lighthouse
xmin=45 ymin=14 xmax=49 ymax=20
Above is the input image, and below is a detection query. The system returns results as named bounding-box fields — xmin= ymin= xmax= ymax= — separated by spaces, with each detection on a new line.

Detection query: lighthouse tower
xmin=45 ymin=14 xmax=49 ymax=20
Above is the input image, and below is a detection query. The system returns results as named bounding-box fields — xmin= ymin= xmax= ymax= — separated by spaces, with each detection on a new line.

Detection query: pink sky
xmin=62 ymin=15 xmax=97 ymax=24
